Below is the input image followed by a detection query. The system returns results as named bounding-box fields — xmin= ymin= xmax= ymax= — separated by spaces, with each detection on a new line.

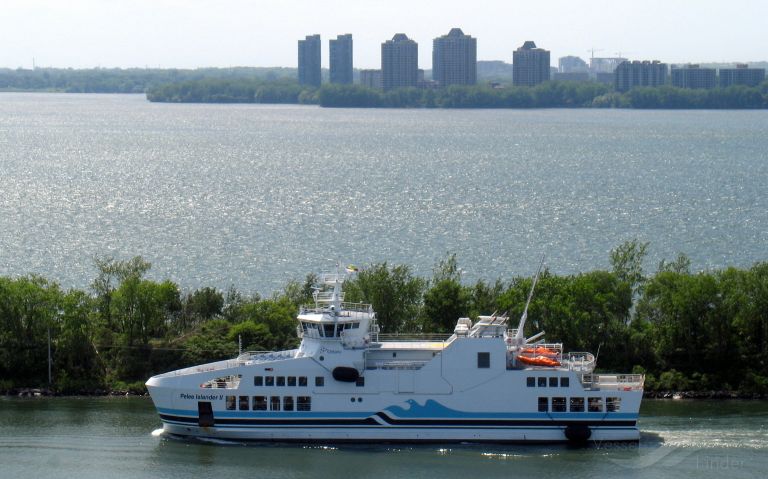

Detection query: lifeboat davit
xmin=517 ymin=354 xmax=561 ymax=367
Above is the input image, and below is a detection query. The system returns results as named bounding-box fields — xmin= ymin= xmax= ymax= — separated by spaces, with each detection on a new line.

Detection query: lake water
xmin=0 ymin=397 xmax=765 ymax=479
xmin=1 ymin=93 xmax=767 ymax=294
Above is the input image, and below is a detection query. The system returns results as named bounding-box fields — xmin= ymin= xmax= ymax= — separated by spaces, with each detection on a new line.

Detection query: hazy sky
xmin=2 ymin=0 xmax=766 ymax=69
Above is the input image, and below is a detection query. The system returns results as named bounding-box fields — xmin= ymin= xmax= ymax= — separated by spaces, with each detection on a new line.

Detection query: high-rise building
xmin=671 ymin=64 xmax=717 ymax=89
xmin=719 ymin=64 xmax=766 ymax=88
xmin=614 ymin=60 xmax=668 ymax=92
xmin=589 ymin=57 xmax=627 ymax=74
xmin=512 ymin=41 xmax=550 ymax=86
xmin=432 ymin=28 xmax=477 ymax=87
xmin=298 ymin=34 xmax=321 ymax=87
xmin=330 ymin=34 xmax=353 ymax=84
xmin=360 ymin=69 xmax=382 ymax=89
xmin=381 ymin=33 xmax=418 ymax=90
xmin=559 ymin=56 xmax=588 ymax=73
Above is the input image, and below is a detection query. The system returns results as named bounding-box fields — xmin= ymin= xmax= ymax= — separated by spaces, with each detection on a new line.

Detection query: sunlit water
xmin=0 ymin=397 xmax=765 ymax=479
xmin=1 ymin=93 xmax=767 ymax=294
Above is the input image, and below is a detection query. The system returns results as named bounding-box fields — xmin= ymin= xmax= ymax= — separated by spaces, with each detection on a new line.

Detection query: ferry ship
xmin=146 ymin=269 xmax=644 ymax=443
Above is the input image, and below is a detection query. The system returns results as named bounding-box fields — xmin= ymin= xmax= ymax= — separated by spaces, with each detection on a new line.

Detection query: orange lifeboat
xmin=520 ymin=346 xmax=559 ymax=357
xmin=517 ymin=354 xmax=561 ymax=367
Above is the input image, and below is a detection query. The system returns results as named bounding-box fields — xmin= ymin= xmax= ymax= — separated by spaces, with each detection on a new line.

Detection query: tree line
xmin=1 ymin=241 xmax=767 ymax=395
xmin=0 ymin=67 xmax=297 ymax=94
xmin=145 ymin=80 xmax=768 ymax=109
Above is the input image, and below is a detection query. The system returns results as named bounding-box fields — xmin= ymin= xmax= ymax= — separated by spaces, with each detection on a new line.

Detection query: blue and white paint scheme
xmin=146 ymin=269 xmax=644 ymax=443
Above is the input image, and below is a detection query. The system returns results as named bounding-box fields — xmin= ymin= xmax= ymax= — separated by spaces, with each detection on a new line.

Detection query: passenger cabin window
xmin=283 ymin=396 xmax=294 ymax=411
xmin=225 ymin=395 xmax=236 ymax=410
xmin=552 ymin=397 xmax=566 ymax=412
xmin=254 ymin=376 xmax=263 ymax=387
xmin=253 ymin=396 xmax=267 ymax=411
xmin=288 ymin=376 xmax=296 ymax=387
xmin=588 ymin=397 xmax=603 ymax=412
xmin=570 ymin=397 xmax=585 ymax=412
xmin=560 ymin=377 xmax=570 ymax=388
xmin=265 ymin=376 xmax=275 ymax=386
xmin=315 ymin=376 xmax=324 ymax=387
xmin=299 ymin=376 xmax=308 ymax=387
xmin=297 ymin=396 xmax=311 ymax=411
xmin=527 ymin=377 xmax=535 ymax=387
xmin=607 ymin=397 xmax=621 ymax=412
xmin=477 ymin=352 xmax=490 ymax=368
xmin=538 ymin=397 xmax=549 ymax=412
xmin=549 ymin=377 xmax=558 ymax=387
xmin=277 ymin=376 xmax=286 ymax=387
xmin=538 ymin=377 xmax=547 ymax=387
xmin=239 ymin=396 xmax=249 ymax=410
xmin=270 ymin=396 xmax=281 ymax=411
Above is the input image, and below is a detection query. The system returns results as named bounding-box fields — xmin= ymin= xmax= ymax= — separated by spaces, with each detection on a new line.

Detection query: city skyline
xmin=2 ymin=0 xmax=767 ymax=70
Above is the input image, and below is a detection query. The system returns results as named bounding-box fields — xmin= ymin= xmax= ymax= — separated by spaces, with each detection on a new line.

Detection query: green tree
xmin=610 ymin=239 xmax=650 ymax=296
xmin=344 ymin=263 xmax=425 ymax=333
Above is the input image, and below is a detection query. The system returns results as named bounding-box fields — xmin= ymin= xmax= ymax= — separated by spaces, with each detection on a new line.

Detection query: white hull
xmin=160 ymin=423 xmax=640 ymax=443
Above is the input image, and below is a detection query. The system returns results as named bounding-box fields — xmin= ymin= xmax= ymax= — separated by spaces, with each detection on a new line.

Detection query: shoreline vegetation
xmin=2 ymin=67 xmax=767 ymax=109
xmin=2 ymin=241 xmax=767 ymax=399
xmin=147 ymin=80 xmax=768 ymax=109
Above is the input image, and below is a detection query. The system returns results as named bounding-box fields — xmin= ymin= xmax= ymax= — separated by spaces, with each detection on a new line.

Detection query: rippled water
xmin=1 ymin=93 xmax=767 ymax=294
xmin=0 ymin=397 xmax=765 ymax=479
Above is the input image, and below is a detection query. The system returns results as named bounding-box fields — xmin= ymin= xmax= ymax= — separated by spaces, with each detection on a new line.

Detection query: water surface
xmin=0 ymin=397 xmax=764 ymax=479
xmin=1 ymin=94 xmax=766 ymax=293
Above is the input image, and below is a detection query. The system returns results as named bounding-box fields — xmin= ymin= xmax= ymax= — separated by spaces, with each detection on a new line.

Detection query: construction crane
xmin=587 ymin=48 xmax=603 ymax=61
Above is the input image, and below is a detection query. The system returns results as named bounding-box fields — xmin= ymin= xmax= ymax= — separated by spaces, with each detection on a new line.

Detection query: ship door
xmin=397 ymin=370 xmax=415 ymax=393
xmin=198 ymin=401 xmax=214 ymax=427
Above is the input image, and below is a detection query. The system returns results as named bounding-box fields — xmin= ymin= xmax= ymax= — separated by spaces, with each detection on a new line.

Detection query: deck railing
xmin=301 ymin=301 xmax=373 ymax=314
xmin=581 ymin=373 xmax=645 ymax=391
xmin=376 ymin=333 xmax=452 ymax=342
xmin=366 ymin=360 xmax=428 ymax=370
xmin=564 ymin=352 xmax=596 ymax=372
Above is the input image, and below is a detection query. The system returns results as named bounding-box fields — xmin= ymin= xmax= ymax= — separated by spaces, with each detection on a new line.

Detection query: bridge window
xmin=297 ymin=396 xmax=312 ymax=411
xmin=277 ymin=376 xmax=286 ymax=387
xmin=225 ymin=395 xmax=236 ymax=410
xmin=283 ymin=396 xmax=294 ymax=411
xmin=477 ymin=352 xmax=490 ymax=368
xmin=549 ymin=377 xmax=558 ymax=387
xmin=538 ymin=377 xmax=547 ymax=387
xmin=538 ymin=397 xmax=549 ymax=412
xmin=254 ymin=376 xmax=263 ymax=387
xmin=607 ymin=397 xmax=621 ymax=412
xmin=253 ymin=396 xmax=267 ymax=411
xmin=265 ymin=376 xmax=274 ymax=386
xmin=552 ymin=397 xmax=566 ymax=412
xmin=299 ymin=376 xmax=308 ymax=387
xmin=322 ymin=324 xmax=337 ymax=338
xmin=315 ymin=376 xmax=324 ymax=387
xmin=570 ymin=397 xmax=585 ymax=412
xmin=239 ymin=396 xmax=249 ymax=410
xmin=270 ymin=396 xmax=281 ymax=411
xmin=356 ymin=376 xmax=365 ymax=387
xmin=527 ymin=377 xmax=535 ymax=387
xmin=560 ymin=377 xmax=570 ymax=388
xmin=588 ymin=397 xmax=603 ymax=412
xmin=288 ymin=376 xmax=297 ymax=387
